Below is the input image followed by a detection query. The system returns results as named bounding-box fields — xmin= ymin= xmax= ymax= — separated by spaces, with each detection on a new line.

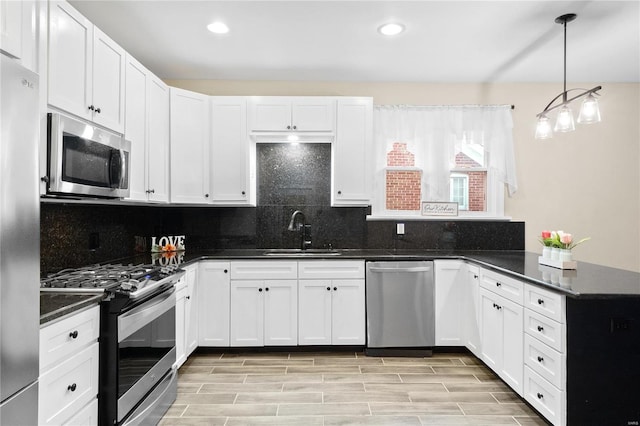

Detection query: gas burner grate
xmin=41 ymin=263 xmax=161 ymax=290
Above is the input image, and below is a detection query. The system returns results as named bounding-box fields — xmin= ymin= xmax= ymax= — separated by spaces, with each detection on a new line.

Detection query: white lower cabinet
xmin=39 ymin=305 xmax=100 ymax=426
xmin=464 ymin=264 xmax=482 ymax=357
xmin=298 ymin=260 xmax=365 ymax=345
xmin=230 ymin=279 xmax=297 ymax=346
xmin=198 ymin=261 xmax=230 ymax=347
xmin=175 ymin=264 xmax=198 ymax=368
xmin=479 ymin=285 xmax=524 ymax=395
xmin=434 ymin=260 xmax=465 ymax=346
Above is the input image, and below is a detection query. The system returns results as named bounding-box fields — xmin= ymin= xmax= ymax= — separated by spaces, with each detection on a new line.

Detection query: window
xmin=372 ymin=105 xmax=516 ymax=219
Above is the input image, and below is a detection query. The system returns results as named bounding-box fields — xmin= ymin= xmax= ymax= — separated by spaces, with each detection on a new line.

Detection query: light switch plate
xmin=396 ymin=223 xmax=405 ymax=235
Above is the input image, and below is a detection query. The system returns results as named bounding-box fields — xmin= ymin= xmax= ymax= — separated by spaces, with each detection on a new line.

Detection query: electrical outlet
xmin=611 ymin=318 xmax=631 ymax=332
xmin=396 ymin=223 xmax=405 ymax=235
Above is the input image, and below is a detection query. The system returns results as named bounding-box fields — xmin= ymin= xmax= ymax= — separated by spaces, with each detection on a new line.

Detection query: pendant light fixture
xmin=535 ymin=13 xmax=602 ymax=139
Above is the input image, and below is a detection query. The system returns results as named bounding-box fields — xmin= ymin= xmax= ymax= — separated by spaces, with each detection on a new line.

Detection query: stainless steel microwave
xmin=46 ymin=113 xmax=130 ymax=198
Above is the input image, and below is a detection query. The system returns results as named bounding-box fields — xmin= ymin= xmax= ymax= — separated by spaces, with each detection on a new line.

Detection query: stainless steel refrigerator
xmin=0 ymin=54 xmax=40 ymax=425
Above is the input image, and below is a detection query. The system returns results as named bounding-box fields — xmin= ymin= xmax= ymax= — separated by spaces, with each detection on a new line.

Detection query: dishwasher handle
xmin=368 ymin=266 xmax=432 ymax=273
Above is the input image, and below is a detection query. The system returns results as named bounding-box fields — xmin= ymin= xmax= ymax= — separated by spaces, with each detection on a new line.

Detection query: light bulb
xmin=535 ymin=115 xmax=553 ymax=139
xmin=554 ymin=105 xmax=575 ymax=132
xmin=378 ymin=23 xmax=405 ymax=36
xmin=207 ymin=22 xmax=229 ymax=34
xmin=577 ymin=93 xmax=601 ymax=124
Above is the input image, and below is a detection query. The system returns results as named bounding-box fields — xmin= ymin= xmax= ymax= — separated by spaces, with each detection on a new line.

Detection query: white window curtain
xmin=372 ymin=105 xmax=517 ymax=214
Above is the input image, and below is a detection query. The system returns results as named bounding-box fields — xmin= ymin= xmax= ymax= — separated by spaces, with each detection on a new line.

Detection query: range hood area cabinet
xmin=248 ymin=96 xmax=335 ymax=132
xmin=169 ymin=92 xmax=372 ymax=207
xmin=47 ymin=1 xmax=126 ymax=134
xmin=125 ymin=54 xmax=170 ymax=203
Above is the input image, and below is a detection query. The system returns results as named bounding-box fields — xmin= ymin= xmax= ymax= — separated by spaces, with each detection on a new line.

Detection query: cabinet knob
xmin=41 ymin=176 xmax=50 ymax=183
xmin=241 ymin=191 xmax=246 ymax=195
xmin=333 ymin=287 xmax=337 ymax=291
xmin=537 ymin=325 xmax=544 ymax=332
xmin=67 ymin=383 xmax=77 ymax=392
xmin=265 ymin=287 xmax=269 ymax=291
xmin=69 ymin=330 xmax=78 ymax=339
xmin=537 ymin=356 xmax=544 ymax=363
xmin=337 ymin=191 xmax=342 ymax=195
xmin=496 ymin=282 xmax=502 ymax=287
xmin=224 ymin=269 xmax=228 ymax=273
xmin=537 ymin=392 xmax=544 ymax=399
xmin=205 ymin=194 xmax=209 ymax=198
xmin=326 ymin=287 xmax=331 ymax=291
xmin=537 ymin=298 xmax=544 ymax=305
xmin=474 ymin=275 xmax=478 ymax=279
xmin=95 ymin=107 xmax=101 ymax=114
xmin=286 ymin=125 xmax=291 ymax=130
xmin=258 ymin=288 xmax=263 ymax=292
xmin=88 ymin=105 xmax=94 ymax=111
xmin=292 ymin=125 xmax=297 ymax=130
xmin=186 ymin=296 xmax=190 ymax=300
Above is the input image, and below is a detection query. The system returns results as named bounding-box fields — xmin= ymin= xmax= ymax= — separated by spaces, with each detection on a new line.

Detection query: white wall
xmin=165 ymin=79 xmax=640 ymax=272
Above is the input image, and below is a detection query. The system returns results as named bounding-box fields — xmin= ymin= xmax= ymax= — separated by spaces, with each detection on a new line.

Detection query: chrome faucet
xmin=287 ymin=210 xmax=312 ymax=250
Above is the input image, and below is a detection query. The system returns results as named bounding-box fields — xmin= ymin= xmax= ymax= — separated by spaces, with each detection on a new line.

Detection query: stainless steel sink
xmin=263 ymin=249 xmax=342 ymax=257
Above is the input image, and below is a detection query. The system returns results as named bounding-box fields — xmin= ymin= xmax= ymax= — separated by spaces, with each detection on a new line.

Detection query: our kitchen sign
xmin=421 ymin=202 xmax=459 ymax=216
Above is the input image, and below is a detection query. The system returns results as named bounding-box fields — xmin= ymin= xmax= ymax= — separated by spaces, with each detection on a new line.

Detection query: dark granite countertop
xmin=40 ymin=293 xmax=104 ymax=326
xmin=112 ymin=249 xmax=640 ymax=299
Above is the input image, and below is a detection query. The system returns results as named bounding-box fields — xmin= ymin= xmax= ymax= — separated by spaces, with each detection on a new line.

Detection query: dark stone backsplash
xmin=40 ymin=143 xmax=524 ymax=274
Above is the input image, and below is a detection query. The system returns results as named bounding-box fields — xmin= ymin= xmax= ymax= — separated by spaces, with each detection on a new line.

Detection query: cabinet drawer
xmin=524 ymin=333 xmax=565 ymax=390
xmin=524 ymin=284 xmax=565 ymax=323
xmin=39 ymin=342 xmax=99 ymax=426
xmin=231 ymin=261 xmax=297 ymax=280
xmin=524 ymin=308 xmax=565 ymax=352
xmin=40 ymin=305 xmax=100 ymax=372
xmin=524 ymin=366 xmax=565 ymax=426
xmin=298 ymin=260 xmax=364 ymax=279
xmin=480 ymin=268 xmax=523 ymax=304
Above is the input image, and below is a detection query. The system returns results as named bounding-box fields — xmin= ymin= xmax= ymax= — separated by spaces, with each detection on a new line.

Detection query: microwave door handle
xmin=119 ymin=149 xmax=126 ymax=188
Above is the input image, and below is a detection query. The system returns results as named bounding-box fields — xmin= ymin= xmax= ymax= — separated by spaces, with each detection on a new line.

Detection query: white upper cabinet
xmin=248 ymin=96 xmax=335 ymax=132
xmin=210 ymin=97 xmax=253 ymax=205
xmin=170 ymin=87 xmax=210 ymax=204
xmin=48 ymin=1 xmax=125 ymax=133
xmin=332 ymin=97 xmax=372 ymax=206
xmin=125 ymin=55 xmax=170 ymax=203
xmin=1 ymin=0 xmax=37 ymax=70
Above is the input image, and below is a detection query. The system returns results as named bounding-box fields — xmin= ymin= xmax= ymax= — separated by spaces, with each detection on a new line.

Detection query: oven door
xmin=117 ymin=287 xmax=176 ymax=423
xmin=48 ymin=113 xmax=130 ymax=198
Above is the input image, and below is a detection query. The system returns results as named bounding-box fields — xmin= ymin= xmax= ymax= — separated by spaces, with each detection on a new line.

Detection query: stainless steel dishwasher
xmin=365 ymin=261 xmax=435 ymax=356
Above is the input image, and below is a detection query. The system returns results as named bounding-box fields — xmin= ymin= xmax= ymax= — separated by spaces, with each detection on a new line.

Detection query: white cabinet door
xmin=210 ymin=97 xmax=252 ymax=205
xmin=91 ymin=27 xmax=125 ymax=133
xmin=170 ymin=87 xmax=210 ymax=203
xmin=184 ymin=266 xmax=199 ymax=356
xmin=48 ymin=1 xmax=93 ymax=121
xmin=263 ymin=280 xmax=297 ymax=346
xmin=147 ymin=75 xmax=170 ymax=202
xmin=331 ymin=279 xmax=365 ymax=345
xmin=291 ymin=98 xmax=335 ymax=131
xmin=298 ymin=280 xmax=332 ymax=345
xmin=465 ymin=264 xmax=482 ymax=357
xmin=0 ymin=0 xmax=22 ymax=58
xmin=480 ymin=287 xmax=524 ymax=395
xmin=248 ymin=96 xmax=335 ymax=132
xmin=198 ymin=261 xmax=230 ymax=347
xmin=174 ymin=284 xmax=187 ymax=368
xmin=333 ymin=97 xmax=372 ymax=206
xmin=230 ymin=280 xmax=264 ymax=346
xmin=125 ymin=54 xmax=148 ymax=201
xmin=435 ymin=260 xmax=465 ymax=346
xmin=480 ymin=288 xmax=502 ymax=372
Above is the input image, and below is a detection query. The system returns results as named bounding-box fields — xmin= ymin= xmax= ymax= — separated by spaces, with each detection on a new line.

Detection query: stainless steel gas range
xmin=42 ymin=263 xmax=184 ymax=426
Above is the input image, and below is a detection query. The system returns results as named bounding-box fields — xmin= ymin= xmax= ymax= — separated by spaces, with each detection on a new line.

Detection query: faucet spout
xmin=287 ymin=210 xmax=305 ymax=231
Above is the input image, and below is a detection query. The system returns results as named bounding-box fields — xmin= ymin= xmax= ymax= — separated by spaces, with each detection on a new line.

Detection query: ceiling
xmin=69 ymin=1 xmax=640 ymax=83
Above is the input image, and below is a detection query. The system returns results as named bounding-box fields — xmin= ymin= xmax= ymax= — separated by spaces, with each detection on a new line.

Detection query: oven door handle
xmin=118 ymin=288 xmax=176 ymax=342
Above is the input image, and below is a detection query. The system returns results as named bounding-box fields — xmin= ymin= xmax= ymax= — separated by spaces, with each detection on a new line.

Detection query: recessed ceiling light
xmin=378 ymin=23 xmax=405 ymax=36
xmin=207 ymin=21 xmax=229 ymax=34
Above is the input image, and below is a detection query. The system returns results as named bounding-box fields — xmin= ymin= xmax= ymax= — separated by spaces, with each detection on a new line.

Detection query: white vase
xmin=551 ymin=247 xmax=560 ymax=261
xmin=542 ymin=246 xmax=552 ymax=259
xmin=559 ymin=249 xmax=573 ymax=263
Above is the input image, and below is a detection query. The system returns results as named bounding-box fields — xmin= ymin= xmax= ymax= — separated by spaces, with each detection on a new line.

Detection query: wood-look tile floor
xmin=160 ymin=351 xmax=549 ymax=426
